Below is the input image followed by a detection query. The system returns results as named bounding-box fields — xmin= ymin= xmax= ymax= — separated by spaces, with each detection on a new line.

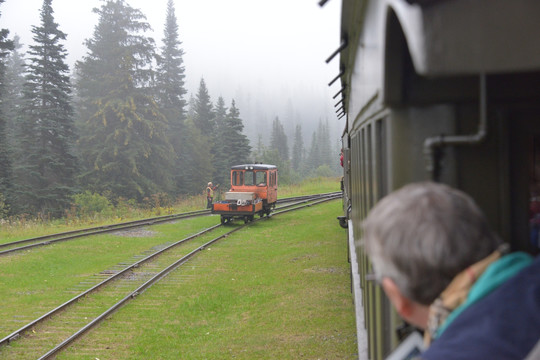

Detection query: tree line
xmin=0 ymin=0 xmax=340 ymax=219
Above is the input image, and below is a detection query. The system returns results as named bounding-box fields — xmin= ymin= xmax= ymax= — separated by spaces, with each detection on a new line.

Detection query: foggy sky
xmin=0 ymin=0 xmax=342 ymax=143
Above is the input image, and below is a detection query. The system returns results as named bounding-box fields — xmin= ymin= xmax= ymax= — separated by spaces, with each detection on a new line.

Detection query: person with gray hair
xmin=362 ymin=182 xmax=540 ymax=359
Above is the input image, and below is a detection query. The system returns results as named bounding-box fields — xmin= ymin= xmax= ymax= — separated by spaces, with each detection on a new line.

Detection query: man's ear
xmin=381 ymin=277 xmax=414 ymax=318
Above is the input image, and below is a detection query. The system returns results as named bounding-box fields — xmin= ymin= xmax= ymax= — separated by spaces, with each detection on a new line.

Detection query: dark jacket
xmin=422 ymin=255 xmax=540 ymax=360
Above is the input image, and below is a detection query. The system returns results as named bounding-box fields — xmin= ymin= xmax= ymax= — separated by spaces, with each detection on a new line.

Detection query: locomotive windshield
xmin=232 ymin=170 xmax=267 ymax=186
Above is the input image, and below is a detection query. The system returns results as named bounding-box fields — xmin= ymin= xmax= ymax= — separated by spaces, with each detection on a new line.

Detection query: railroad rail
xmin=0 ymin=193 xmax=341 ymax=359
xmin=0 ymin=193 xmax=340 ymax=256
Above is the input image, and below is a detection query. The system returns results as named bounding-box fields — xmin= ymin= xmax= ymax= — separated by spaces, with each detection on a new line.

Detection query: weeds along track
xmin=0 ymin=192 xmax=342 ymax=359
xmin=0 ymin=193 xmax=341 ymax=256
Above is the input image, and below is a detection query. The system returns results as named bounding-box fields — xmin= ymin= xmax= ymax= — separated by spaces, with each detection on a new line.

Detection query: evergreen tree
xmin=291 ymin=124 xmax=304 ymax=172
xmin=0 ymin=0 xmax=12 ymax=215
xmin=211 ymin=96 xmax=228 ymax=186
xmin=216 ymin=99 xmax=251 ymax=186
xmin=306 ymin=130 xmax=319 ymax=171
xmin=156 ymin=0 xmax=187 ymax=194
xmin=224 ymin=100 xmax=251 ymax=164
xmin=187 ymin=94 xmax=196 ymax=119
xmin=182 ymin=117 xmax=213 ymax=195
xmin=2 ymin=35 xmax=24 ymax=215
xmin=14 ymin=0 xmax=77 ymax=216
xmin=192 ymin=77 xmax=214 ymax=135
xmin=3 ymin=36 xmax=25 ymax=142
xmin=270 ymin=116 xmax=289 ymax=161
xmin=316 ymin=119 xmax=332 ymax=167
xmin=76 ymin=0 xmax=174 ymax=201
xmin=252 ymin=133 xmax=265 ymax=163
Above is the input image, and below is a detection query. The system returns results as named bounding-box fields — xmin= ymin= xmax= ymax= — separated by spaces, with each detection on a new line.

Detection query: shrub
xmin=72 ymin=191 xmax=113 ymax=218
xmin=0 ymin=192 xmax=9 ymax=219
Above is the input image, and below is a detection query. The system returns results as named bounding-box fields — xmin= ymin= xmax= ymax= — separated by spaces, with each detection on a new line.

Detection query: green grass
xmin=0 ymin=216 xmax=220 ymax=340
xmin=278 ymin=177 xmax=341 ymax=197
xmin=58 ymin=200 xmax=356 ymax=359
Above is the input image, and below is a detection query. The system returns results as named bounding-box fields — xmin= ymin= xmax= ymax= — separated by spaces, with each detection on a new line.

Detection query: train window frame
xmin=232 ymin=171 xmax=243 ymax=186
xmin=255 ymin=171 xmax=267 ymax=186
xmin=244 ymin=170 xmax=255 ymax=186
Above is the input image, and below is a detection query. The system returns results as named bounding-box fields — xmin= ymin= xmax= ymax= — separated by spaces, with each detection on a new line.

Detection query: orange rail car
xmin=212 ymin=164 xmax=277 ymax=224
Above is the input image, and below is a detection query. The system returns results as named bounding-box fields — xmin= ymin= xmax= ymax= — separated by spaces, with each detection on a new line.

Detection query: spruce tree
xmin=156 ymin=0 xmax=187 ymax=194
xmin=224 ymin=100 xmax=251 ymax=165
xmin=14 ymin=0 xmax=77 ymax=216
xmin=306 ymin=131 xmax=319 ymax=172
xmin=213 ymin=99 xmax=251 ymax=186
xmin=192 ymin=77 xmax=214 ymax=135
xmin=76 ymin=0 xmax=174 ymax=201
xmin=3 ymin=36 xmax=25 ymax=142
xmin=292 ymin=124 xmax=304 ymax=173
xmin=182 ymin=117 xmax=213 ymax=195
xmin=211 ymin=96 xmax=228 ymax=186
xmin=0 ymin=0 xmax=12 ymax=216
xmin=316 ymin=119 xmax=332 ymax=167
xmin=270 ymin=116 xmax=289 ymax=162
xmin=2 ymin=36 xmax=24 ymax=215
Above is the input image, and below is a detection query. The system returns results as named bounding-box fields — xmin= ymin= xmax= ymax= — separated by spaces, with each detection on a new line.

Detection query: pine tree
xmin=192 ymin=77 xmax=214 ymax=135
xmin=182 ymin=117 xmax=213 ymax=195
xmin=270 ymin=116 xmax=289 ymax=162
xmin=0 ymin=0 xmax=13 ymax=216
xmin=215 ymin=99 xmax=251 ymax=186
xmin=292 ymin=124 xmax=304 ymax=172
xmin=224 ymin=100 xmax=251 ymax=165
xmin=76 ymin=0 xmax=174 ymax=201
xmin=1 ymin=36 xmax=24 ymax=215
xmin=13 ymin=0 xmax=77 ymax=216
xmin=316 ymin=119 xmax=332 ymax=167
xmin=156 ymin=0 xmax=187 ymax=194
xmin=253 ymin=133 xmax=265 ymax=163
xmin=306 ymin=130 xmax=319 ymax=171
xmin=3 ymin=36 xmax=25 ymax=142
xmin=211 ymin=96 xmax=228 ymax=186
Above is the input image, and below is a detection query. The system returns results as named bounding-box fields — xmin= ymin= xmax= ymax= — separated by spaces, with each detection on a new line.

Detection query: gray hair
xmin=362 ymin=182 xmax=502 ymax=305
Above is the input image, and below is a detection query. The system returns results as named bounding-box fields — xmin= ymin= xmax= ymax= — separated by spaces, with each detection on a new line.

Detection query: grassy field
xmin=57 ymin=199 xmax=356 ymax=359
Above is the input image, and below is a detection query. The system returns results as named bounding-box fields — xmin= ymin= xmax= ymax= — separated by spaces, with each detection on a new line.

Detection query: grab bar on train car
xmin=423 ymin=73 xmax=487 ymax=181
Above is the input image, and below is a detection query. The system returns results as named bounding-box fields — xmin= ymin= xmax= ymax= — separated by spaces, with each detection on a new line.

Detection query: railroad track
xmin=0 ymin=209 xmax=211 ymax=256
xmin=0 ymin=193 xmax=341 ymax=359
xmin=0 ymin=192 xmax=341 ymax=256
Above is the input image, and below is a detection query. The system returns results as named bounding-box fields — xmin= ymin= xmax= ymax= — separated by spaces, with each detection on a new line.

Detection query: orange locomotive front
xmin=212 ymin=164 xmax=277 ymax=224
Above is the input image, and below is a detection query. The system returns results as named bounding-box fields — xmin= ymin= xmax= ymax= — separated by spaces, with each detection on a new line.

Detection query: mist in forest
xmin=0 ymin=0 xmax=342 ymax=143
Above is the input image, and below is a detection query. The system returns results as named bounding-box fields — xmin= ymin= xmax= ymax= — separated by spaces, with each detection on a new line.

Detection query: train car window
xmin=256 ymin=171 xmax=267 ymax=186
xmin=232 ymin=171 xmax=243 ymax=186
xmin=244 ymin=170 xmax=255 ymax=186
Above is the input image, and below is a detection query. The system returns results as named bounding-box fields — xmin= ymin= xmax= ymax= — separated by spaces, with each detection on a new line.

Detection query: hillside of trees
xmin=0 ymin=0 xmax=341 ymax=219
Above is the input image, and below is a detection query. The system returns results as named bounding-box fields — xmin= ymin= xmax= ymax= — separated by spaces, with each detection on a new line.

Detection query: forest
xmin=0 ymin=0 xmax=340 ymax=219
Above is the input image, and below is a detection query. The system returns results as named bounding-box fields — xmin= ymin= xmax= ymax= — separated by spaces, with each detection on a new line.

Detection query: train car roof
xmin=339 ymin=0 xmax=540 ymax=77
xmin=230 ymin=164 xmax=277 ymax=170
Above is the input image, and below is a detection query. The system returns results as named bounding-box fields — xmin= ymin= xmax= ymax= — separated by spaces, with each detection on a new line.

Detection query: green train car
xmin=330 ymin=0 xmax=540 ymax=358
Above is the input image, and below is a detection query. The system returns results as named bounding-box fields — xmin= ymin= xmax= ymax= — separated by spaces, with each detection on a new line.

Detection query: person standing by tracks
xmin=206 ymin=182 xmax=218 ymax=209
xmin=362 ymin=182 xmax=540 ymax=360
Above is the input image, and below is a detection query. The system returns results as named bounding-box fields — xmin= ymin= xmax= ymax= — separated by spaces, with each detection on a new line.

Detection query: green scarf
xmin=425 ymin=245 xmax=533 ymax=346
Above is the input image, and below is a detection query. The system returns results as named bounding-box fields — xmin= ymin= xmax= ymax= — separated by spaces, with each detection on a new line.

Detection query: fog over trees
xmin=0 ymin=0 xmax=341 ymax=218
